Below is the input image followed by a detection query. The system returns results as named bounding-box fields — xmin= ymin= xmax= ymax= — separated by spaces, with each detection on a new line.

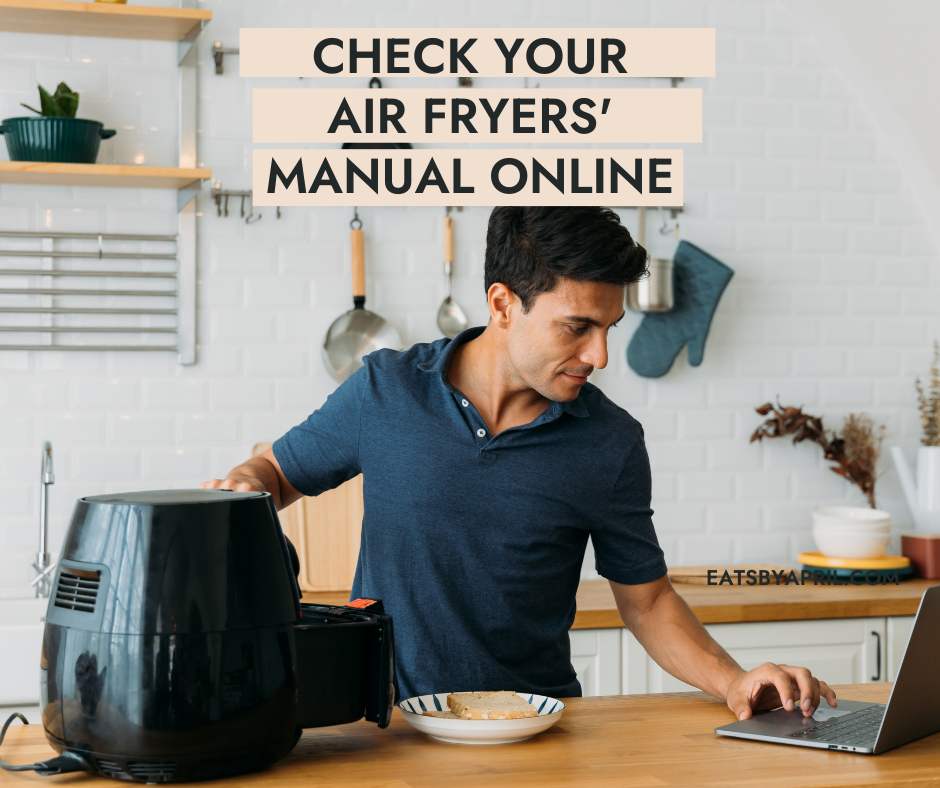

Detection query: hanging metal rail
xmin=0 ymin=230 xmax=194 ymax=359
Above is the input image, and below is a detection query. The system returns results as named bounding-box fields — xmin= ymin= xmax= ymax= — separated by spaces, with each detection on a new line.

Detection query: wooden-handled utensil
xmin=435 ymin=209 xmax=469 ymax=338
xmin=322 ymin=210 xmax=403 ymax=382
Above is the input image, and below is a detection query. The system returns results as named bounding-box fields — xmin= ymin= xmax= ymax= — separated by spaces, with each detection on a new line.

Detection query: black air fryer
xmin=36 ymin=489 xmax=394 ymax=783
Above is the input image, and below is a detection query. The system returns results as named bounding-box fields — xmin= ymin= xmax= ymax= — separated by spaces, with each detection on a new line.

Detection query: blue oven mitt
xmin=627 ymin=240 xmax=734 ymax=378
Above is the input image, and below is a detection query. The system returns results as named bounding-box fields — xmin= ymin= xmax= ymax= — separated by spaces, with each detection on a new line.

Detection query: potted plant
xmin=0 ymin=81 xmax=116 ymax=164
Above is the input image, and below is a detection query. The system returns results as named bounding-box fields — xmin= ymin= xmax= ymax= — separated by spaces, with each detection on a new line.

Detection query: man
xmin=203 ymin=206 xmax=837 ymax=721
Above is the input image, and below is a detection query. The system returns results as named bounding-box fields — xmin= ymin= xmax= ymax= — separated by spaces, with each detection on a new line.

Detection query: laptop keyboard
xmin=787 ymin=704 xmax=885 ymax=747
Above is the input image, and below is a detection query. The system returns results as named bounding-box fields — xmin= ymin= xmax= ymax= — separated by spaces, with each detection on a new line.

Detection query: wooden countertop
xmin=3 ymin=684 xmax=940 ymax=786
xmin=304 ymin=575 xmax=940 ymax=630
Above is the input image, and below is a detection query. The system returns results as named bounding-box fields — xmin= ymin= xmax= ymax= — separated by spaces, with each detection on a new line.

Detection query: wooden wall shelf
xmin=0 ymin=0 xmax=210 ymax=364
xmin=0 ymin=0 xmax=211 ymax=42
xmin=0 ymin=160 xmax=211 ymax=189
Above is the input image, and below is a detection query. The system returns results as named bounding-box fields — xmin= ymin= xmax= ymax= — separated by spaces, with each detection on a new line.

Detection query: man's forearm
xmin=625 ymin=586 xmax=744 ymax=700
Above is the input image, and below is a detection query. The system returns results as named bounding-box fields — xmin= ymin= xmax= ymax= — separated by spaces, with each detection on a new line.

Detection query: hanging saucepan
xmin=341 ymin=77 xmax=412 ymax=150
xmin=626 ymin=206 xmax=674 ymax=313
xmin=322 ymin=210 xmax=403 ymax=382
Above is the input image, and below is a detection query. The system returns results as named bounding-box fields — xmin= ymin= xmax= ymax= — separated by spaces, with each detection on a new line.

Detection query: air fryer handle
xmin=283 ymin=536 xmax=301 ymax=582
xmin=263 ymin=493 xmax=302 ymax=613
xmin=282 ymin=535 xmax=302 ymax=617
xmin=364 ymin=612 xmax=395 ymax=728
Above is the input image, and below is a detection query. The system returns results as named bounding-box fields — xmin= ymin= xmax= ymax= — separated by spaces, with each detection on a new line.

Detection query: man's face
xmin=504 ymin=277 xmax=625 ymax=402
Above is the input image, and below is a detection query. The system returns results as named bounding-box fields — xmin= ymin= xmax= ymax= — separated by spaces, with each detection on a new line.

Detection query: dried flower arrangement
xmin=915 ymin=341 xmax=940 ymax=447
xmin=750 ymin=401 xmax=885 ymax=508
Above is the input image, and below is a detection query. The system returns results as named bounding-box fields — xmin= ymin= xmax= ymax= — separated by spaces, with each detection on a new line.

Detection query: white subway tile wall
xmin=0 ymin=0 xmax=937 ymax=595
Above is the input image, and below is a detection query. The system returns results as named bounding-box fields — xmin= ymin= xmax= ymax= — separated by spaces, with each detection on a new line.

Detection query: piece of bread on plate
xmin=422 ymin=709 xmax=459 ymax=718
xmin=447 ymin=691 xmax=537 ymax=720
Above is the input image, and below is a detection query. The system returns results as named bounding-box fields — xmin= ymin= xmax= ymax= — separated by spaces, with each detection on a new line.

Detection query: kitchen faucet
xmin=31 ymin=441 xmax=55 ymax=598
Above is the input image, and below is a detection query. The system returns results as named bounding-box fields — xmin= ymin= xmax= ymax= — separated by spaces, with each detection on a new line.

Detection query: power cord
xmin=0 ymin=712 xmax=89 ymax=776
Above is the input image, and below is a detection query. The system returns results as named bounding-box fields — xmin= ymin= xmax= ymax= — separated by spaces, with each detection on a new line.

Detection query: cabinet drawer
xmin=623 ymin=617 xmax=886 ymax=694
xmin=570 ymin=629 xmax=621 ymax=697
xmin=886 ymin=616 xmax=915 ymax=681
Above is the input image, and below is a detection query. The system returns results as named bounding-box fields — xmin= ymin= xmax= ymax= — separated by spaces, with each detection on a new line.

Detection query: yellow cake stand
xmin=798 ymin=551 xmax=910 ymax=570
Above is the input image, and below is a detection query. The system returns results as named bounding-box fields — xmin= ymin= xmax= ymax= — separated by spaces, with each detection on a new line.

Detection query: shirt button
xmin=476 ymin=428 xmax=486 ymax=438
xmin=461 ymin=398 xmax=469 ymax=407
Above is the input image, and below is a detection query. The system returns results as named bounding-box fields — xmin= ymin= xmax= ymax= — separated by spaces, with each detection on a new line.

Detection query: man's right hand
xmin=200 ymin=449 xmax=303 ymax=511
xmin=200 ymin=474 xmax=266 ymax=493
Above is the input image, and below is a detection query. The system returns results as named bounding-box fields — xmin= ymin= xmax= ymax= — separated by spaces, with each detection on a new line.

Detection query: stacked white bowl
xmin=812 ymin=506 xmax=892 ymax=559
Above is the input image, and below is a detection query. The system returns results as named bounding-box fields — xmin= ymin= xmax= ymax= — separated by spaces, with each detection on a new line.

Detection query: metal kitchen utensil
xmin=626 ymin=257 xmax=674 ymax=312
xmin=322 ymin=210 xmax=403 ymax=382
xmin=435 ymin=210 xmax=469 ymax=338
xmin=212 ymin=182 xmax=281 ymax=223
xmin=626 ymin=206 xmax=674 ymax=313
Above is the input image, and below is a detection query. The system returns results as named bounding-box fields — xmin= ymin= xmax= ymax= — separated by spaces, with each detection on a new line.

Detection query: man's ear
xmin=487 ymin=282 xmax=517 ymax=328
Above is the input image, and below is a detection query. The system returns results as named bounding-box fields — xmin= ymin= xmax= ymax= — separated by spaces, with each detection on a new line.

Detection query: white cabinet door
xmin=569 ymin=629 xmax=621 ymax=697
xmin=0 ymin=599 xmax=46 ymax=706
xmin=886 ymin=616 xmax=916 ymax=682
xmin=622 ymin=617 xmax=887 ymax=695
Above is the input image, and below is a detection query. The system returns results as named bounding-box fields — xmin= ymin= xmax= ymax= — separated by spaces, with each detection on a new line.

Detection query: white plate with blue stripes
xmin=398 ymin=692 xmax=565 ymax=745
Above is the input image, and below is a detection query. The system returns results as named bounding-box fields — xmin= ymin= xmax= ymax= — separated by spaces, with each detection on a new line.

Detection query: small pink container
xmin=901 ymin=533 xmax=940 ymax=579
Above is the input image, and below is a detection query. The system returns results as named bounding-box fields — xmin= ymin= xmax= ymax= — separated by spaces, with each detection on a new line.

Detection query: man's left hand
xmin=725 ymin=662 xmax=838 ymax=720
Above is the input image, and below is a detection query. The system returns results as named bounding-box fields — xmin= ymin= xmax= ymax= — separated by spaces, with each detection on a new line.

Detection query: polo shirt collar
xmin=559 ymin=392 xmax=590 ymax=418
xmin=418 ymin=326 xmax=590 ymax=418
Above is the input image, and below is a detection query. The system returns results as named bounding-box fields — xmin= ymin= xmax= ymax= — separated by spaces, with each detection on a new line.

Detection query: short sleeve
xmin=272 ymin=362 xmax=368 ymax=496
xmin=591 ymin=428 xmax=668 ymax=585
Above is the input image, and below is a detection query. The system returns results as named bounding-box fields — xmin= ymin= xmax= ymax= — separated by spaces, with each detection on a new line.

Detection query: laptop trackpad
xmin=811 ymin=706 xmax=855 ymax=722
xmin=717 ymin=700 xmax=870 ymax=736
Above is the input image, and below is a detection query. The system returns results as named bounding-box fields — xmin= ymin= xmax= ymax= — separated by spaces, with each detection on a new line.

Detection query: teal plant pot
xmin=0 ymin=117 xmax=116 ymax=163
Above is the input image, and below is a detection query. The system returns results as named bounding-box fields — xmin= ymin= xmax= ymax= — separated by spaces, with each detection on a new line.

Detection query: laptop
xmin=715 ymin=585 xmax=940 ymax=755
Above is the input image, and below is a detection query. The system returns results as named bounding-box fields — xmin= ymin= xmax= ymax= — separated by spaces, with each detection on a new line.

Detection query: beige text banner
xmin=251 ymin=149 xmax=684 ymax=206
xmin=252 ymin=88 xmax=702 ymax=143
xmin=240 ymin=28 xmax=715 ymax=78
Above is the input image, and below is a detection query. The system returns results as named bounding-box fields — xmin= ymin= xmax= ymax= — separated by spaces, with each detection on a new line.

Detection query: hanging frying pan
xmin=341 ymin=77 xmax=412 ymax=150
xmin=322 ymin=210 xmax=403 ymax=382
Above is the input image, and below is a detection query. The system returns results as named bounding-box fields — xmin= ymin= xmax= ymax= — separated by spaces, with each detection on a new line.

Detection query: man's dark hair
xmin=484 ymin=207 xmax=647 ymax=312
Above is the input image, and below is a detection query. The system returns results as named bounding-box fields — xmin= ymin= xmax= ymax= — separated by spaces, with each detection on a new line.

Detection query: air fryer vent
xmin=96 ymin=759 xmax=176 ymax=782
xmin=53 ymin=569 xmax=100 ymax=613
xmin=96 ymin=760 xmax=125 ymax=778
xmin=97 ymin=758 xmax=176 ymax=783
xmin=127 ymin=761 xmax=176 ymax=782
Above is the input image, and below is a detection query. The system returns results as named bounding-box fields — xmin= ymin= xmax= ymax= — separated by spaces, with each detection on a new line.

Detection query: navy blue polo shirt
xmin=273 ymin=326 xmax=666 ymax=700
